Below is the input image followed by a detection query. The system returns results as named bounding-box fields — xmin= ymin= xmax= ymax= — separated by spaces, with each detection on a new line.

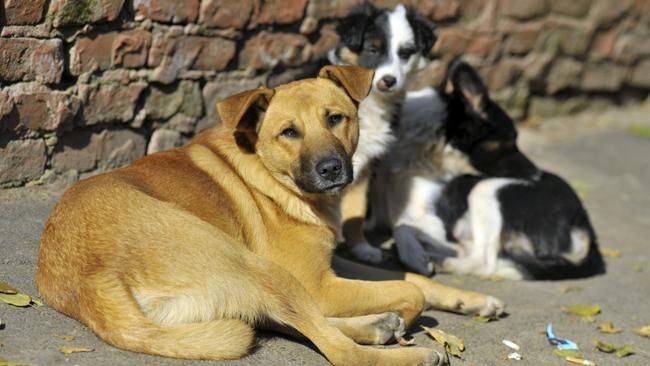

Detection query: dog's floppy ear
xmin=216 ymin=87 xmax=274 ymax=131
xmin=449 ymin=60 xmax=488 ymax=112
xmin=406 ymin=6 xmax=437 ymax=56
xmin=336 ymin=4 xmax=376 ymax=52
xmin=318 ymin=65 xmax=374 ymax=103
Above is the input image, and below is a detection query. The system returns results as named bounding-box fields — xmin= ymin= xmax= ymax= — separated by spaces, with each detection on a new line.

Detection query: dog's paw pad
xmin=371 ymin=312 xmax=405 ymax=344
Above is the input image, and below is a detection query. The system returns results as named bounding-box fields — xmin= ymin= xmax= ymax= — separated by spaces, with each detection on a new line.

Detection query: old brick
xmin=305 ymin=0 xmax=364 ymax=19
xmin=0 ymin=38 xmax=63 ymax=84
xmin=529 ymin=96 xmax=587 ymax=118
xmin=0 ymin=91 xmax=15 ymax=122
xmin=537 ymin=17 xmax=595 ymax=57
xmin=500 ymin=0 xmax=548 ymax=20
xmin=548 ymin=0 xmax=591 ymax=17
xmin=70 ymin=30 xmax=151 ymax=75
xmin=521 ymin=53 xmax=554 ymax=82
xmin=133 ymin=0 xmax=199 ymax=23
xmin=483 ymin=60 xmax=521 ymax=91
xmin=51 ymin=131 xmax=102 ymax=173
xmin=252 ymin=0 xmax=307 ymax=26
xmin=239 ymin=31 xmax=311 ymax=71
xmin=310 ymin=24 xmax=340 ymax=61
xmin=612 ymin=33 xmax=650 ymax=64
xmin=425 ymin=0 xmax=461 ymax=21
xmin=0 ymin=139 xmax=47 ymax=185
xmin=201 ymin=77 xmax=264 ymax=130
xmin=147 ymin=129 xmax=183 ymax=154
xmin=628 ymin=59 xmax=650 ymax=88
xmin=7 ymin=83 xmax=80 ymax=132
xmin=98 ymin=129 xmax=146 ymax=170
xmin=590 ymin=29 xmax=618 ymax=62
xmin=589 ymin=0 xmax=634 ymax=27
xmin=49 ymin=0 xmax=125 ymax=27
xmin=145 ymin=80 xmax=201 ymax=121
xmin=4 ymin=0 xmax=47 ymax=25
xmin=431 ymin=27 xmax=471 ymax=58
xmin=199 ymin=0 xmax=254 ymax=29
xmin=506 ymin=24 xmax=541 ymax=55
xmin=546 ymin=57 xmax=582 ymax=94
xmin=466 ymin=33 xmax=501 ymax=58
xmin=149 ymin=33 xmax=235 ymax=83
xmin=79 ymin=82 xmax=146 ymax=125
xmin=581 ymin=62 xmax=627 ymax=91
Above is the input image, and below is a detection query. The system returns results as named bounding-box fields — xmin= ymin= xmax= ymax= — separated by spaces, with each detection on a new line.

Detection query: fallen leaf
xmin=397 ymin=337 xmax=415 ymax=346
xmin=597 ymin=322 xmax=622 ymax=334
xmin=560 ymin=285 xmax=581 ymax=294
xmin=593 ymin=339 xmax=616 ymax=353
xmin=616 ymin=345 xmax=634 ymax=358
xmin=599 ymin=248 xmax=621 ymax=258
xmin=633 ymin=264 xmax=643 ymax=273
xmin=422 ymin=326 xmax=465 ymax=358
xmin=58 ymin=346 xmax=94 ymax=354
xmin=569 ymin=180 xmax=591 ymax=199
xmin=562 ymin=304 xmax=601 ymax=317
xmin=473 ymin=314 xmax=499 ymax=323
xmin=0 ymin=358 xmax=33 ymax=366
xmin=31 ymin=298 xmax=43 ymax=307
xmin=553 ymin=349 xmax=581 ymax=358
xmin=629 ymin=125 xmax=650 ymax=139
xmin=638 ymin=325 xmax=650 ymax=338
xmin=56 ymin=334 xmax=76 ymax=341
xmin=0 ymin=282 xmax=18 ymax=294
xmin=565 ymin=356 xmax=596 ymax=366
xmin=0 ymin=292 xmax=32 ymax=307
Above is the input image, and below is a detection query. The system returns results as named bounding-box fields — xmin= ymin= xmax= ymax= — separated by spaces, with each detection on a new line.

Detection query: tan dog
xmin=36 ymin=65 xmax=499 ymax=366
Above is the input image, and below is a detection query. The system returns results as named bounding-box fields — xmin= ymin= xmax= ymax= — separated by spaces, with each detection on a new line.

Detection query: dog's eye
xmin=367 ymin=47 xmax=379 ymax=55
xmin=327 ymin=114 xmax=344 ymax=128
xmin=398 ymin=48 xmax=415 ymax=60
xmin=280 ymin=127 xmax=299 ymax=138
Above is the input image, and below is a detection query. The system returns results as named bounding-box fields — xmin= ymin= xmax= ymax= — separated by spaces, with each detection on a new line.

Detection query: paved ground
xmin=1 ymin=101 xmax=650 ymax=366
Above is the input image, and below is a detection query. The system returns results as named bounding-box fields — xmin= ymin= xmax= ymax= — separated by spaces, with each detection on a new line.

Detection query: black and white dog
xmin=368 ymin=60 xmax=606 ymax=280
xmin=328 ymin=4 xmax=437 ymax=264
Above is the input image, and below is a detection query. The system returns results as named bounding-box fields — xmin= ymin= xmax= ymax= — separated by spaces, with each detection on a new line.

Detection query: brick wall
xmin=1 ymin=0 xmax=649 ymax=188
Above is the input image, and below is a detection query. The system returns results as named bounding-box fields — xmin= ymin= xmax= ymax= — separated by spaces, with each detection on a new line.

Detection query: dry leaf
xmin=0 ymin=358 xmax=33 ymax=366
xmin=0 ymin=282 xmax=18 ymax=294
xmin=397 ymin=337 xmax=415 ymax=346
xmin=553 ymin=349 xmax=581 ymax=358
xmin=421 ymin=326 xmax=465 ymax=358
xmin=565 ymin=356 xmax=596 ymax=366
xmin=638 ymin=325 xmax=650 ymax=338
xmin=56 ymin=334 xmax=76 ymax=341
xmin=629 ymin=125 xmax=650 ymax=139
xmin=593 ymin=339 xmax=616 ymax=353
xmin=559 ymin=285 xmax=581 ymax=294
xmin=0 ymin=292 xmax=32 ymax=307
xmin=562 ymin=304 xmax=601 ymax=317
xmin=31 ymin=298 xmax=43 ymax=307
xmin=633 ymin=264 xmax=643 ymax=273
xmin=597 ymin=322 xmax=622 ymax=334
xmin=599 ymin=248 xmax=621 ymax=258
xmin=58 ymin=346 xmax=94 ymax=354
xmin=473 ymin=314 xmax=499 ymax=323
xmin=616 ymin=345 xmax=634 ymax=358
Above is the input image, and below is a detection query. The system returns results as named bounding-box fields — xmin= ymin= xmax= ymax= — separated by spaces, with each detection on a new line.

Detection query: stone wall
xmin=1 ymin=0 xmax=649 ymax=188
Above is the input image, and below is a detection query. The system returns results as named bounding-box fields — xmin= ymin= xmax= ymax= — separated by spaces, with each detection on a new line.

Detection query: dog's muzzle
xmin=297 ymin=155 xmax=353 ymax=194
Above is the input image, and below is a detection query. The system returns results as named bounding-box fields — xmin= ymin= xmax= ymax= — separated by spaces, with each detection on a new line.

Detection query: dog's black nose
xmin=316 ymin=158 xmax=343 ymax=182
xmin=382 ymin=75 xmax=396 ymax=88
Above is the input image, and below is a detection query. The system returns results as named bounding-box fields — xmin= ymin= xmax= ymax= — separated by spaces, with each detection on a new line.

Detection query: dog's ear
xmin=318 ymin=65 xmax=374 ymax=103
xmin=449 ymin=60 xmax=488 ymax=112
xmin=216 ymin=87 xmax=275 ymax=132
xmin=406 ymin=6 xmax=437 ymax=56
xmin=336 ymin=4 xmax=376 ymax=52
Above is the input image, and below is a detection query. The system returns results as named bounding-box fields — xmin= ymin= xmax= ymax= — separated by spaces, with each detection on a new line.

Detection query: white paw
xmin=479 ymin=295 xmax=506 ymax=317
xmin=348 ymin=242 xmax=383 ymax=264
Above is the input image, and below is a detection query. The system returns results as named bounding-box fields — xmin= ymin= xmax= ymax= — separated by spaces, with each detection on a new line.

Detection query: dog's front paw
xmin=347 ymin=242 xmax=383 ymax=264
xmin=458 ymin=293 xmax=506 ymax=318
xmin=371 ymin=312 xmax=405 ymax=344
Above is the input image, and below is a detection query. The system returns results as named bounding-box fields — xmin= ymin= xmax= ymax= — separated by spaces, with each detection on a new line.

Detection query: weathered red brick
xmin=199 ymin=0 xmax=254 ymax=29
xmin=416 ymin=0 xmax=460 ymax=21
xmin=590 ymin=29 xmax=618 ymax=62
xmin=500 ymin=0 xmax=548 ymax=20
xmin=0 ymin=139 xmax=47 ymax=185
xmin=69 ymin=29 xmax=151 ymax=75
xmin=628 ymin=59 xmax=650 ymax=88
xmin=0 ymin=38 xmax=63 ymax=84
xmin=538 ymin=17 xmax=595 ymax=57
xmin=581 ymin=62 xmax=627 ymax=91
xmin=7 ymin=83 xmax=80 ymax=132
xmin=239 ymin=31 xmax=311 ymax=70
xmin=483 ymin=60 xmax=521 ymax=90
xmin=548 ymin=0 xmax=591 ymax=17
xmin=133 ymin=0 xmax=199 ymax=23
xmin=147 ymin=129 xmax=183 ymax=154
xmin=466 ymin=33 xmax=501 ymax=58
xmin=49 ymin=0 xmax=125 ymax=27
xmin=51 ymin=131 xmax=103 ymax=173
xmin=98 ymin=129 xmax=146 ymax=170
xmin=431 ymin=27 xmax=471 ymax=58
xmin=310 ymin=24 xmax=340 ymax=61
xmin=78 ymin=82 xmax=146 ymax=125
xmin=4 ymin=0 xmax=47 ymax=25
xmin=546 ymin=57 xmax=582 ymax=94
xmin=251 ymin=0 xmax=307 ymax=26
xmin=506 ymin=24 xmax=541 ymax=55
xmin=305 ymin=0 xmax=364 ymax=19
xmin=589 ymin=0 xmax=634 ymax=27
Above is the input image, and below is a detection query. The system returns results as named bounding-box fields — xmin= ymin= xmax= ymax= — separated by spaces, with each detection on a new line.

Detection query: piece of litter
xmin=633 ymin=264 xmax=643 ymax=273
xmin=58 ymin=346 xmax=94 ymax=354
xmin=397 ymin=337 xmax=415 ymax=346
xmin=596 ymin=321 xmax=622 ymax=334
xmin=638 ymin=325 xmax=650 ymax=338
xmin=56 ymin=334 xmax=76 ymax=341
xmin=421 ymin=326 xmax=465 ymax=358
xmin=616 ymin=345 xmax=634 ymax=358
xmin=593 ymin=339 xmax=616 ymax=353
xmin=502 ymin=339 xmax=520 ymax=351
xmin=565 ymin=356 xmax=596 ymax=366
xmin=507 ymin=352 xmax=522 ymax=360
xmin=547 ymin=324 xmax=579 ymax=350
xmin=0 ymin=282 xmax=18 ymax=294
xmin=554 ymin=349 xmax=581 ymax=358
